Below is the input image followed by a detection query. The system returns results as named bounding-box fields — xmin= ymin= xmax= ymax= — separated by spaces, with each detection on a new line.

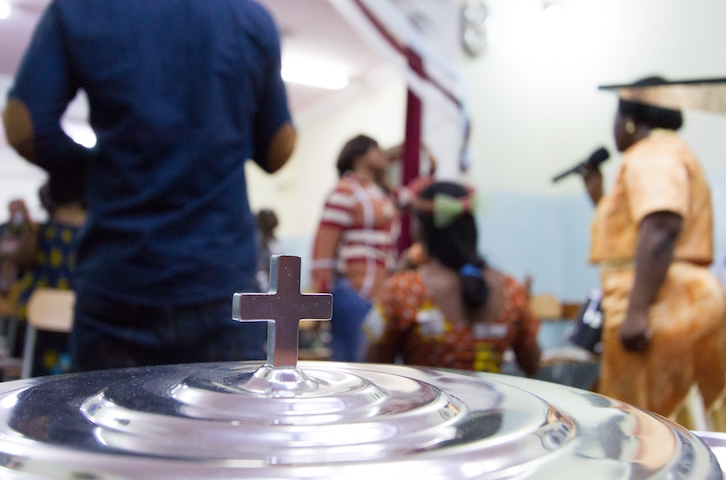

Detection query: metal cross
xmin=233 ymin=255 xmax=332 ymax=368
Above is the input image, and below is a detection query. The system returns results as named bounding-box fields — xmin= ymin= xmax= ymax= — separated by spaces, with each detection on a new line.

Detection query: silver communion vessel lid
xmin=0 ymin=256 xmax=719 ymax=479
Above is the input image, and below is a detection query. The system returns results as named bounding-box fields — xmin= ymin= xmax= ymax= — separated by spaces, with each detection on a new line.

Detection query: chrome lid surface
xmin=694 ymin=432 xmax=726 ymax=477
xmin=0 ymin=255 xmax=716 ymax=479
xmin=0 ymin=361 xmax=719 ymax=479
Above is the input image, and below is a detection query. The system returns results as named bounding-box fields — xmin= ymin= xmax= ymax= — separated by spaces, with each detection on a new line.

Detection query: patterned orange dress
xmin=364 ymin=270 xmax=540 ymax=373
xmin=590 ymin=130 xmax=726 ymax=429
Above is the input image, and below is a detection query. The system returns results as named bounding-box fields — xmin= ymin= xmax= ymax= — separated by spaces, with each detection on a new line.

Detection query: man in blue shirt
xmin=2 ymin=1 xmax=296 ymax=371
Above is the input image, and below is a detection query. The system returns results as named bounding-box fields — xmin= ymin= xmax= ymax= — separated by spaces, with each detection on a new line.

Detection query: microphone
xmin=552 ymin=147 xmax=610 ymax=183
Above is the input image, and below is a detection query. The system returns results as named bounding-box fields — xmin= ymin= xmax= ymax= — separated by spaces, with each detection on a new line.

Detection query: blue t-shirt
xmin=9 ymin=1 xmax=292 ymax=305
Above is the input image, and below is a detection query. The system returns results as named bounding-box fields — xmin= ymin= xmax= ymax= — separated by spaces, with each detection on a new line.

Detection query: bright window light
xmin=281 ymin=57 xmax=349 ymax=90
xmin=71 ymin=130 xmax=97 ymax=149
xmin=0 ymin=1 xmax=12 ymax=20
xmin=62 ymin=123 xmax=97 ymax=149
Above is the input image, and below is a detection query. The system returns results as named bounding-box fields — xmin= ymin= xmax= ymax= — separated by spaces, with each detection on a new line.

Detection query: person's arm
xmin=311 ymin=225 xmax=343 ymax=293
xmin=250 ymin=9 xmax=296 ymax=174
xmin=619 ymin=211 xmax=682 ymax=352
xmin=311 ymin=186 xmax=354 ymax=293
xmin=511 ymin=282 xmax=541 ymax=377
xmin=9 ymin=225 xmax=38 ymax=273
xmin=1 ymin=200 xmax=38 ymax=272
xmin=513 ymin=318 xmax=541 ymax=378
xmin=619 ymin=141 xmax=689 ymax=352
xmin=582 ymin=165 xmax=603 ymax=206
xmin=517 ymin=345 xmax=541 ymax=378
xmin=266 ymin=123 xmax=296 ymax=174
xmin=2 ymin=3 xmax=92 ymax=178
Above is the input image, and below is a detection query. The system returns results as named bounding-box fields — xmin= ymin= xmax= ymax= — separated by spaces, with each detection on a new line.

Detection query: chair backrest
xmin=26 ymin=288 xmax=75 ymax=333
xmin=529 ymin=294 xmax=562 ymax=320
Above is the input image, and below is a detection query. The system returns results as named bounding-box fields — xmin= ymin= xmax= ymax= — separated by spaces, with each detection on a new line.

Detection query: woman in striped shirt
xmin=312 ymin=135 xmax=398 ymax=362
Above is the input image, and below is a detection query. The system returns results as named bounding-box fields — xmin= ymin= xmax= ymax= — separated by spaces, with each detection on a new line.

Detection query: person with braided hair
xmin=364 ymin=181 xmax=541 ymax=376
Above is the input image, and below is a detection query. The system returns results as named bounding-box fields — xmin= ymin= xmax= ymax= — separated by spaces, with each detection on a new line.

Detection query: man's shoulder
xmin=627 ymin=131 xmax=688 ymax=161
xmin=226 ymin=0 xmax=281 ymax=44
xmin=236 ymin=0 xmax=279 ymax=29
xmin=53 ymin=0 xmax=278 ymax=34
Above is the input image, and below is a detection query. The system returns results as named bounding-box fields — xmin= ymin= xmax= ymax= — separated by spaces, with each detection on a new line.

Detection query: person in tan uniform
xmin=583 ymin=77 xmax=726 ymax=430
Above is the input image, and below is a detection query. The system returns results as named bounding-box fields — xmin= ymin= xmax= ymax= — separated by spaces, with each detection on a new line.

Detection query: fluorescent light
xmin=542 ymin=3 xmax=569 ymax=35
xmin=0 ymin=1 xmax=11 ymax=20
xmin=281 ymin=57 xmax=349 ymax=90
xmin=544 ymin=4 xmax=566 ymax=20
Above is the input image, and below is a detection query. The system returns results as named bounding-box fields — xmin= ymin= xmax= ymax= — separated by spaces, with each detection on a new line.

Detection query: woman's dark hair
xmin=336 ymin=135 xmax=378 ymax=177
xmin=619 ymin=76 xmax=683 ymax=131
xmin=417 ymin=181 xmax=489 ymax=310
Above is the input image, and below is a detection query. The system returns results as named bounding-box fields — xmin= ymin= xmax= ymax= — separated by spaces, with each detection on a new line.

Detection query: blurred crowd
xmin=1 ymin=0 xmax=725 ymax=434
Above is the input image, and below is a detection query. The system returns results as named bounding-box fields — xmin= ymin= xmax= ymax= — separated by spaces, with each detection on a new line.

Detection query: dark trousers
xmin=330 ymin=278 xmax=372 ymax=362
xmin=70 ymin=289 xmax=266 ymax=372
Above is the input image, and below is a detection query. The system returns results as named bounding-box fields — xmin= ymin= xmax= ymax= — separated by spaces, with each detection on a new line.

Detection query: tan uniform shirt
xmin=590 ymin=130 xmax=713 ymax=266
xmin=589 ymin=131 xmax=726 ymax=423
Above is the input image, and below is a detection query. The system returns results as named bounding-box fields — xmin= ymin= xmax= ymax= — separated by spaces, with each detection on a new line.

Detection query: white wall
xmin=245 ymin=73 xmax=407 ymax=239
xmin=255 ymin=0 xmax=726 ymax=295
xmin=462 ymin=0 xmax=726 ymax=196
xmin=453 ymin=0 xmax=726 ymax=299
xmin=3 ymin=0 xmax=725 ymax=298
xmin=244 ymin=73 xmax=407 ymax=286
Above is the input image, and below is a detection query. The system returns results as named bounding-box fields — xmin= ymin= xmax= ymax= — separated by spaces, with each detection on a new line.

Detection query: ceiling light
xmin=281 ymin=58 xmax=349 ymax=90
xmin=0 ymin=1 xmax=12 ymax=20
xmin=544 ymin=4 xmax=566 ymax=18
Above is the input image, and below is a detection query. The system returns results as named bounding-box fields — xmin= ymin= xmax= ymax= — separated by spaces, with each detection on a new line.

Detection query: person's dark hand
xmin=582 ymin=165 xmax=603 ymax=205
xmin=619 ymin=309 xmax=651 ymax=352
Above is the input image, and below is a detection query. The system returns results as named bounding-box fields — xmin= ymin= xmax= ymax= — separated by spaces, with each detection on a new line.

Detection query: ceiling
xmin=0 ymin=0 xmax=387 ymax=113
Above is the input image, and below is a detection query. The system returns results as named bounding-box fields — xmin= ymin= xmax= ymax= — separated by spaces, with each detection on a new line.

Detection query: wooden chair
xmin=529 ymin=294 xmax=562 ymax=320
xmin=21 ymin=288 xmax=75 ymax=379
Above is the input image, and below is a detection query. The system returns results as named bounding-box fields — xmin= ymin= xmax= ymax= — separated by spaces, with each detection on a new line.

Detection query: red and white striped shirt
xmin=312 ymin=172 xmax=398 ymax=299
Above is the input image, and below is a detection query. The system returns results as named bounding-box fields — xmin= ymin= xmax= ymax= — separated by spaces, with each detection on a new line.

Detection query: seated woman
xmin=14 ymin=181 xmax=86 ymax=376
xmin=364 ymin=181 xmax=541 ymax=376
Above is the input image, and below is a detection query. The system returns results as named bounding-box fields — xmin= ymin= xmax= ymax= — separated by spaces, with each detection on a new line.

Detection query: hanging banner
xmin=329 ymin=0 xmax=473 ymax=178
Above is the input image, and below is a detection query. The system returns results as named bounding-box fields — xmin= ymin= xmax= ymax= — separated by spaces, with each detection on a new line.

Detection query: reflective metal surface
xmin=0 ymin=256 xmax=718 ymax=479
xmin=233 ymin=255 xmax=332 ymax=368
xmin=695 ymin=432 xmax=726 ymax=478
xmin=0 ymin=361 xmax=719 ymax=479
